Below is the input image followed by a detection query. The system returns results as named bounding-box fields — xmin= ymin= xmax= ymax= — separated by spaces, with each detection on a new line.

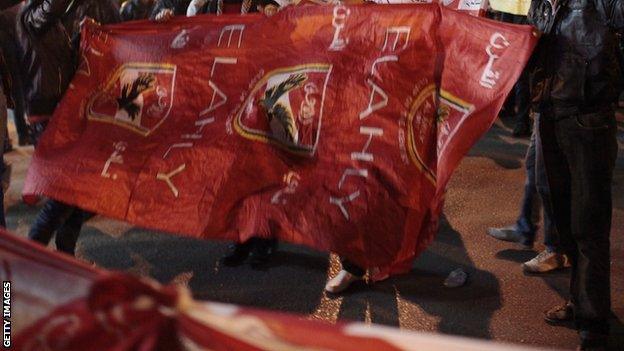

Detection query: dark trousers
xmin=28 ymin=199 xmax=85 ymax=256
xmin=539 ymin=111 xmax=618 ymax=335
xmin=516 ymin=114 xmax=559 ymax=251
xmin=341 ymin=258 xmax=365 ymax=277
xmin=12 ymin=100 xmax=31 ymax=145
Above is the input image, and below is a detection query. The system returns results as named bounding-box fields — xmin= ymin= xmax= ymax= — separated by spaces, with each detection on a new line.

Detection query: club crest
xmin=86 ymin=63 xmax=177 ymax=136
xmin=404 ymin=85 xmax=474 ymax=184
xmin=234 ymin=64 xmax=332 ymax=156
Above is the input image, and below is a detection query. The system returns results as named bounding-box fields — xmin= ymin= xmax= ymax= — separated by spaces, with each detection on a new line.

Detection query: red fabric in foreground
xmin=0 ymin=231 xmax=404 ymax=350
xmin=23 ymin=4 xmax=537 ymax=275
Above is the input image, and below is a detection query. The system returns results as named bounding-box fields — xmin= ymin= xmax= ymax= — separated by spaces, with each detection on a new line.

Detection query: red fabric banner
xmin=1 ymin=230 xmax=538 ymax=350
xmin=23 ymin=4 xmax=537 ymax=276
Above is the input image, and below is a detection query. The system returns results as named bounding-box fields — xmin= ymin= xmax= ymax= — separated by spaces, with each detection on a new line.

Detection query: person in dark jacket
xmin=120 ymin=0 xmax=154 ymax=21
xmin=528 ymin=0 xmax=623 ymax=349
xmin=8 ymin=0 xmax=118 ymax=256
xmin=1 ymin=0 xmax=32 ymax=147
xmin=63 ymin=0 xmax=121 ymax=37
xmin=0 ymin=46 xmax=10 ymax=228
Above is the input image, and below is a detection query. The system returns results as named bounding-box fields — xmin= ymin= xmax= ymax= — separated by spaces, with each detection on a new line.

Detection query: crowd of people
xmin=0 ymin=0 xmax=621 ymax=350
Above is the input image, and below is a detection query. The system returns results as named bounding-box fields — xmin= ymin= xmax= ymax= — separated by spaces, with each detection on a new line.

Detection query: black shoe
xmin=577 ymin=331 xmax=608 ymax=351
xmin=248 ymin=240 xmax=276 ymax=269
xmin=221 ymin=243 xmax=251 ymax=267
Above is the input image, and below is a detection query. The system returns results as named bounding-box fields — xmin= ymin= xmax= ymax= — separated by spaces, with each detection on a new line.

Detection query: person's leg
xmin=535 ymin=113 xmax=561 ymax=253
xmin=539 ymin=113 xmax=576 ymax=299
xmin=28 ymin=199 xmax=75 ymax=246
xmin=521 ymin=114 xmax=568 ymax=273
xmin=555 ymin=112 xmax=617 ymax=344
xmin=11 ymin=98 xmax=31 ymax=146
xmin=487 ymin=128 xmax=538 ymax=249
xmin=512 ymin=70 xmax=532 ymax=137
xmin=341 ymin=258 xmax=365 ymax=277
xmin=325 ymin=257 xmax=365 ymax=294
xmin=54 ymin=208 xmax=85 ymax=256
xmin=516 ymin=128 xmax=540 ymax=245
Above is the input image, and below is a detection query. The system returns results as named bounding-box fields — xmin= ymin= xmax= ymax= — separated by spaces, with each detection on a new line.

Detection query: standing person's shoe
xmin=324 ymin=270 xmax=363 ymax=294
xmin=486 ymin=225 xmax=533 ymax=249
xmin=221 ymin=242 xmax=251 ymax=267
xmin=522 ymin=250 xmax=568 ymax=273
xmin=577 ymin=331 xmax=608 ymax=351
xmin=248 ymin=239 xmax=277 ymax=269
xmin=544 ymin=301 xmax=574 ymax=324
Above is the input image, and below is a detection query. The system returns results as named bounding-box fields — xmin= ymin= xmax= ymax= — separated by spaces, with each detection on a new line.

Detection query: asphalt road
xmin=4 ymin=114 xmax=623 ymax=350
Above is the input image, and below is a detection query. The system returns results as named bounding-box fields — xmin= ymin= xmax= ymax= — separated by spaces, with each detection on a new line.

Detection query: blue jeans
xmin=516 ymin=114 xmax=559 ymax=252
xmin=28 ymin=199 xmax=84 ymax=256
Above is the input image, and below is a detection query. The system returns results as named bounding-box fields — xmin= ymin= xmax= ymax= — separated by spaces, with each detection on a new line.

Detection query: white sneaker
xmin=522 ymin=250 xmax=567 ymax=273
xmin=324 ymin=270 xmax=362 ymax=294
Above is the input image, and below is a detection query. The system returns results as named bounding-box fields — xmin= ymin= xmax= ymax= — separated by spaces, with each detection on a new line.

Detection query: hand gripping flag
xmin=23 ymin=4 xmax=538 ymax=278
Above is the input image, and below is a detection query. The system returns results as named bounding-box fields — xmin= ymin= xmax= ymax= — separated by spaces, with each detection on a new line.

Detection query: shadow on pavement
xmin=384 ymin=215 xmax=502 ymax=339
xmin=79 ymin=226 xmax=331 ymax=316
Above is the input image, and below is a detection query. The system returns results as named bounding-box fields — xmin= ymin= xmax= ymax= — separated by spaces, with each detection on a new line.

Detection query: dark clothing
xmin=341 ymin=258 xmax=365 ymax=278
xmin=150 ymin=0 xmax=191 ymax=17
xmin=528 ymin=0 xmax=624 ymax=116
xmin=28 ymin=200 xmax=85 ymax=255
xmin=0 ymin=48 xmax=11 ymax=108
xmin=63 ymin=0 xmax=121 ymax=37
xmin=539 ymin=111 xmax=618 ymax=335
xmin=0 ymin=14 xmax=31 ymax=144
xmin=0 ymin=0 xmax=21 ymax=10
xmin=529 ymin=0 xmax=622 ymax=337
xmin=120 ymin=0 xmax=154 ymax=21
xmin=516 ymin=114 xmax=559 ymax=251
xmin=11 ymin=0 xmax=76 ymax=116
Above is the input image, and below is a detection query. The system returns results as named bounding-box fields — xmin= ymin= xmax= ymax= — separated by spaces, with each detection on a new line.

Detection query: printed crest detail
xmin=234 ymin=64 xmax=333 ymax=156
xmin=87 ymin=63 xmax=177 ymax=136
xmin=405 ymin=85 xmax=474 ymax=184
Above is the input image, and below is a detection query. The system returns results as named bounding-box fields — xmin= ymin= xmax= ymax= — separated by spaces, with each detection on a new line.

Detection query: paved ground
xmin=4 ymin=114 xmax=623 ymax=350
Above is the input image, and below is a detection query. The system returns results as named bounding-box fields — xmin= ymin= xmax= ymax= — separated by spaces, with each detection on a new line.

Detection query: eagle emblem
xmin=258 ymin=73 xmax=308 ymax=144
xmin=87 ymin=63 xmax=176 ymax=136
xmin=234 ymin=64 xmax=332 ymax=156
xmin=116 ymin=73 xmax=156 ymax=121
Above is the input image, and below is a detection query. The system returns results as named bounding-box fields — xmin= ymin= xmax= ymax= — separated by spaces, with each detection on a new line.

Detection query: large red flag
xmin=23 ymin=4 xmax=537 ymax=276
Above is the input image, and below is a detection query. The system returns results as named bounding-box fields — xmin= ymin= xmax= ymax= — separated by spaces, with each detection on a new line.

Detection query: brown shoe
xmin=545 ymin=302 xmax=574 ymax=324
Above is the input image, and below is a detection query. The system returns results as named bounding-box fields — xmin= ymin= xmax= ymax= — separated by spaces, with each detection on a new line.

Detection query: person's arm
xmin=22 ymin=0 xmax=81 ymax=34
xmin=150 ymin=0 xmax=176 ymax=20
xmin=186 ymin=0 xmax=208 ymax=16
xmin=120 ymin=0 xmax=134 ymax=21
xmin=595 ymin=0 xmax=624 ymax=30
